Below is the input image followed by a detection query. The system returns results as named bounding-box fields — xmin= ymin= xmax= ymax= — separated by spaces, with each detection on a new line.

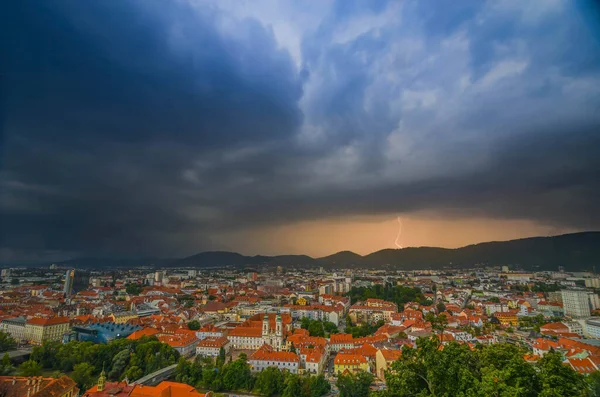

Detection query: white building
xmin=196 ymin=336 xmax=231 ymax=357
xmin=562 ymin=289 xmax=591 ymax=318
xmin=585 ymin=319 xmax=600 ymax=339
xmin=249 ymin=344 xmax=300 ymax=373
xmin=0 ymin=317 xmax=26 ymax=343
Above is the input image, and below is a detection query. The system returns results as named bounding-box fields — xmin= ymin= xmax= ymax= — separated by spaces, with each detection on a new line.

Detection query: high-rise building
xmin=64 ymin=269 xmax=90 ymax=297
xmin=64 ymin=269 xmax=74 ymax=296
xmin=562 ymin=289 xmax=591 ymax=318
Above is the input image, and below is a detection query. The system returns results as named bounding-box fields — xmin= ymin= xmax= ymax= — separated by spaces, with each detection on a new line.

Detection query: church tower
xmin=262 ymin=313 xmax=269 ymax=338
xmin=275 ymin=313 xmax=283 ymax=350
xmin=97 ymin=367 xmax=106 ymax=392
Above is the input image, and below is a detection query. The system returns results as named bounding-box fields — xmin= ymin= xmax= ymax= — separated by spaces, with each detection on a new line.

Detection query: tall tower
xmin=97 ymin=367 xmax=106 ymax=392
xmin=275 ymin=313 xmax=283 ymax=350
xmin=64 ymin=269 xmax=75 ymax=297
xmin=262 ymin=314 xmax=269 ymax=338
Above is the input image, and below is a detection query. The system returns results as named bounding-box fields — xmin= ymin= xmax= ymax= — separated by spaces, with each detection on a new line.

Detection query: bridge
xmin=134 ymin=363 xmax=177 ymax=386
xmin=5 ymin=348 xmax=33 ymax=362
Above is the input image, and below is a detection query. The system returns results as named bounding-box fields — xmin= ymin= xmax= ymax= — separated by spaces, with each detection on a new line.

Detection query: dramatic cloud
xmin=1 ymin=0 xmax=600 ymax=261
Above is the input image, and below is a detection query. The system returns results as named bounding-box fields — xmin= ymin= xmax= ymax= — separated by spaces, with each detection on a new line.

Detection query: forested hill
xmin=52 ymin=231 xmax=600 ymax=270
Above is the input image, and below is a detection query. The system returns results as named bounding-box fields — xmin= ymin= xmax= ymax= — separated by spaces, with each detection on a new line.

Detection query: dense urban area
xmin=2 ymin=264 xmax=600 ymax=396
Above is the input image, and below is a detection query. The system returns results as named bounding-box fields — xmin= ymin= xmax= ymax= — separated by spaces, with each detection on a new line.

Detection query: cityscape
xmin=3 ymin=0 xmax=600 ymax=396
xmin=1 ymin=259 xmax=600 ymax=396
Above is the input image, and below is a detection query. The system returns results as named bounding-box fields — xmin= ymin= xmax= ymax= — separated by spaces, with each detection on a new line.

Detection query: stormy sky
xmin=2 ymin=0 xmax=600 ymax=262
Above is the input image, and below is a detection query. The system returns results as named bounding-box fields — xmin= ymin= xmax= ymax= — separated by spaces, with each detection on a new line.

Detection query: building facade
xmin=0 ymin=317 xmax=27 ymax=343
xmin=562 ymin=289 xmax=591 ymax=318
xmin=25 ymin=317 xmax=70 ymax=345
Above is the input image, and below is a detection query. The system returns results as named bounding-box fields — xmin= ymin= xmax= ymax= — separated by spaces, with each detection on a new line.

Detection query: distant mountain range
xmin=51 ymin=231 xmax=600 ymax=271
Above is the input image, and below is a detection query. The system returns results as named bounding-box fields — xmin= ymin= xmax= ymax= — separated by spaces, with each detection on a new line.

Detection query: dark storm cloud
xmin=1 ymin=0 xmax=600 ymax=261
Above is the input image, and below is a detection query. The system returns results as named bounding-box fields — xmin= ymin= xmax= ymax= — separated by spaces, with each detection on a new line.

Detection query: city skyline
xmin=2 ymin=0 xmax=600 ymax=262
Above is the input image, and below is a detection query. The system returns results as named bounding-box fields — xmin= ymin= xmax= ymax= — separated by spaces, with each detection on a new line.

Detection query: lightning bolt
xmin=394 ymin=216 xmax=403 ymax=249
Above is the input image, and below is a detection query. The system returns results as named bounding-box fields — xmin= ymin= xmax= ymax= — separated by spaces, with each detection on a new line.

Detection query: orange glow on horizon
xmin=214 ymin=213 xmax=578 ymax=257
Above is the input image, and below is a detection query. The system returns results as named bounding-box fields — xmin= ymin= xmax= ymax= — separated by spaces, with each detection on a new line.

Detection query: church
xmin=228 ymin=312 xmax=292 ymax=350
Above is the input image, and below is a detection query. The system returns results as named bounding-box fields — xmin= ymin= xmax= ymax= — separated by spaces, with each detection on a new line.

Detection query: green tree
xmin=588 ymin=370 xmax=600 ymax=397
xmin=309 ymin=374 xmax=331 ymax=397
xmin=336 ymin=371 xmax=373 ymax=397
xmin=222 ymin=356 xmax=253 ymax=391
xmin=18 ymin=360 xmax=42 ymax=376
xmin=0 ymin=353 xmax=13 ymax=375
xmin=0 ymin=330 xmax=16 ymax=352
xmin=308 ymin=321 xmax=325 ymax=337
xmin=125 ymin=283 xmax=143 ymax=295
xmin=188 ymin=320 xmax=201 ymax=330
xmin=254 ymin=366 xmax=284 ymax=396
xmin=537 ymin=351 xmax=587 ymax=397
xmin=109 ymin=349 xmax=130 ymax=380
xmin=436 ymin=302 xmax=446 ymax=313
xmin=282 ymin=374 xmax=303 ymax=397
xmin=72 ymin=362 xmax=95 ymax=390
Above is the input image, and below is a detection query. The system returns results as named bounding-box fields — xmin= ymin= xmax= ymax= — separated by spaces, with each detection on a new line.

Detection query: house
xmin=249 ymin=344 xmax=300 ymax=373
xmin=0 ymin=317 xmax=27 ymax=343
xmin=110 ymin=311 xmax=139 ymax=324
xmin=158 ymin=333 xmax=199 ymax=356
xmin=375 ymin=349 xmax=402 ymax=380
xmin=334 ymin=353 xmax=369 ymax=374
xmin=0 ymin=375 xmax=78 ymax=397
xmin=196 ymin=337 xmax=231 ymax=357
xmin=348 ymin=299 xmax=398 ymax=324
xmin=83 ymin=371 xmax=213 ymax=397
xmin=25 ymin=317 xmax=70 ymax=345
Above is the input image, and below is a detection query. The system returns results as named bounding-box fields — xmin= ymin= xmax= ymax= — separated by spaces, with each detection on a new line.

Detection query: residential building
xmin=348 ymin=299 xmax=398 ymax=324
xmin=375 ymin=349 xmax=402 ymax=380
xmin=249 ymin=344 xmax=300 ymax=373
xmin=83 ymin=371 xmax=213 ymax=397
xmin=196 ymin=337 xmax=231 ymax=357
xmin=110 ymin=311 xmax=139 ymax=324
xmin=334 ymin=353 xmax=369 ymax=374
xmin=158 ymin=333 xmax=199 ymax=357
xmin=0 ymin=317 xmax=27 ymax=343
xmin=0 ymin=375 xmax=78 ymax=397
xmin=562 ymin=289 xmax=591 ymax=318
xmin=585 ymin=318 xmax=600 ymax=339
xmin=25 ymin=317 xmax=70 ymax=345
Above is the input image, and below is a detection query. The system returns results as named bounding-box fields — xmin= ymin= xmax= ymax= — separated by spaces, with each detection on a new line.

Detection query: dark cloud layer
xmin=1 ymin=0 xmax=600 ymax=262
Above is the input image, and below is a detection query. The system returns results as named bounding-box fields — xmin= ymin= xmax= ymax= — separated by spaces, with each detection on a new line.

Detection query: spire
xmin=97 ymin=364 xmax=106 ymax=391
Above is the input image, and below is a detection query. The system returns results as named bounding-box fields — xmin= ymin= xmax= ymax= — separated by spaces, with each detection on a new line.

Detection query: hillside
xmin=53 ymin=231 xmax=600 ymax=271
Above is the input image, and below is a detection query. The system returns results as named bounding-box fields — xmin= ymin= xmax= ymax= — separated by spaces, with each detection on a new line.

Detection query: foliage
xmin=30 ymin=336 xmax=179 ymax=382
xmin=173 ymin=356 xmax=330 ymax=397
xmin=336 ymin=371 xmax=373 ymax=397
xmin=436 ymin=302 xmax=446 ymax=313
xmin=188 ymin=320 xmax=201 ymax=330
xmin=0 ymin=353 xmax=13 ymax=375
xmin=301 ymin=318 xmax=338 ymax=337
xmin=0 ymin=330 xmax=16 ymax=352
xmin=71 ymin=362 xmax=95 ymax=390
xmin=347 ymin=284 xmax=426 ymax=307
xmin=345 ymin=320 xmax=385 ymax=338
xmin=518 ymin=314 xmax=547 ymax=332
xmin=384 ymin=339 xmax=588 ymax=396
xmin=18 ymin=360 xmax=42 ymax=376
xmin=125 ymin=283 xmax=143 ymax=295
xmin=254 ymin=366 xmax=285 ymax=396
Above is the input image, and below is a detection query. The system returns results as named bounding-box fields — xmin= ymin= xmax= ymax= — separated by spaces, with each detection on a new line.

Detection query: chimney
xmin=27 ymin=386 xmax=31 ymax=397
xmin=26 ymin=378 xmax=31 ymax=385
xmin=11 ymin=377 xmax=16 ymax=385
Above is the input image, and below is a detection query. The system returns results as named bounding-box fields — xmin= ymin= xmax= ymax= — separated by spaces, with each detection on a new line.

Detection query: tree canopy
xmin=383 ymin=338 xmax=588 ymax=396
